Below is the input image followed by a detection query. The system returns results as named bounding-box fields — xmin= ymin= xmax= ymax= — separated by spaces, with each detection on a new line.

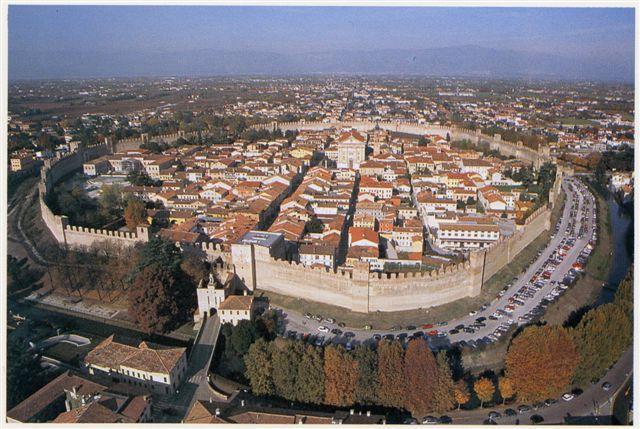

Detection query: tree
xmin=353 ymin=344 xmax=378 ymax=405
xmin=7 ymin=256 xmax=41 ymax=292
xmin=296 ymin=344 xmax=325 ymax=404
xmin=7 ymin=337 xmax=50 ymax=409
xmin=124 ymin=198 xmax=147 ymax=230
xmin=221 ymin=320 xmax=258 ymax=378
xmin=270 ymin=339 xmax=304 ymax=402
xmin=127 ymin=237 xmax=196 ymax=333
xmin=453 ymin=380 xmax=471 ymax=410
xmin=505 ymin=325 xmax=579 ymax=402
xmin=128 ymin=265 xmax=180 ymax=334
xmin=432 ymin=350 xmax=455 ymax=413
xmin=305 ymin=217 xmax=324 ymax=234
xmin=180 ymin=254 xmax=209 ymax=286
xmin=572 ymin=302 xmax=632 ymax=385
xmin=99 ymin=184 xmax=124 ymax=218
xmin=474 ymin=377 xmax=495 ymax=408
xmin=324 ymin=345 xmax=358 ymax=407
xmin=244 ymin=338 xmax=274 ymax=396
xmin=377 ymin=340 xmax=406 ymax=409
xmin=403 ymin=339 xmax=438 ymax=417
xmin=498 ymin=377 xmax=515 ymax=405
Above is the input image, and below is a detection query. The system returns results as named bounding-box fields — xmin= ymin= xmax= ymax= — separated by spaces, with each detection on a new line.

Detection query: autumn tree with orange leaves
xmin=505 ymin=325 xmax=580 ymax=402
xmin=376 ymin=340 xmax=406 ymax=409
xmin=498 ymin=377 xmax=515 ymax=405
xmin=324 ymin=345 xmax=358 ymax=407
xmin=474 ymin=377 xmax=495 ymax=408
xmin=454 ymin=380 xmax=471 ymax=410
xmin=403 ymin=339 xmax=438 ymax=417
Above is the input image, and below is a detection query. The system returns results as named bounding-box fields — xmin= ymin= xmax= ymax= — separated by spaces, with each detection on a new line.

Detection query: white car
xmin=317 ymin=326 xmax=330 ymax=333
xmin=562 ymin=393 xmax=575 ymax=401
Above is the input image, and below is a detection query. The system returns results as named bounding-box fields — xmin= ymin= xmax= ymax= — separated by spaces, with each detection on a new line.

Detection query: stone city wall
xmin=245 ymin=203 xmax=552 ymax=313
xmin=253 ymin=120 xmax=548 ymax=168
xmin=112 ymin=130 xmax=200 ymax=153
xmin=38 ymin=142 xmax=150 ymax=250
xmin=244 ymin=244 xmax=485 ymax=313
xmin=242 ymin=120 xmax=560 ymax=312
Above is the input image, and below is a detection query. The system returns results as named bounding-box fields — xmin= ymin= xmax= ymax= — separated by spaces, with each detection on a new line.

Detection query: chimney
xmin=243 ymin=289 xmax=247 ymax=296
xmin=215 ymin=408 xmax=220 ymax=416
xmin=241 ymin=399 xmax=245 ymax=407
xmin=367 ymin=411 xmax=371 ymax=417
xmin=349 ymin=409 xmax=354 ymax=415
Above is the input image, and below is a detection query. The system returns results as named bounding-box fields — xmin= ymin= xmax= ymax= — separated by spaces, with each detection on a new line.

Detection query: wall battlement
xmin=242 ymin=119 xmax=559 ymax=312
xmin=254 ymin=120 xmax=547 ymax=167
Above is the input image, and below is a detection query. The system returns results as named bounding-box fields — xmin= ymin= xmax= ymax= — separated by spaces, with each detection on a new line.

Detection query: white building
xmin=336 ymin=130 xmax=367 ymax=169
xmin=435 ymin=223 xmax=500 ymax=250
xmin=84 ymin=336 xmax=187 ymax=395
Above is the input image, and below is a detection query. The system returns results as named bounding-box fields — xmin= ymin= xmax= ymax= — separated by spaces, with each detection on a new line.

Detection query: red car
xmin=427 ymin=330 xmax=439 ymax=336
xmin=422 ymin=324 xmax=434 ymax=329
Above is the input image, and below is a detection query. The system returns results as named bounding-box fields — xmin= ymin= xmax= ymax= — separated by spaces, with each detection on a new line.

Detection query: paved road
xmin=152 ymin=316 xmax=221 ymax=422
xmin=448 ymin=347 xmax=633 ymax=425
xmin=275 ymin=177 xmax=595 ymax=349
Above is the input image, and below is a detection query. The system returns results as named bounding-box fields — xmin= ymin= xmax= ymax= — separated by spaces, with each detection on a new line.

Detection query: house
xmin=348 ymin=227 xmax=379 ymax=248
xmin=218 ymin=294 xmax=256 ymax=326
xmin=299 ymin=243 xmax=336 ymax=269
xmin=84 ymin=336 xmax=187 ymax=395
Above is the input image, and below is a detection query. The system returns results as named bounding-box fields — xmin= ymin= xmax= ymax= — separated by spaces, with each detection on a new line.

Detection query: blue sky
xmin=7 ymin=6 xmax=635 ymax=81
xmin=9 ymin=6 xmax=634 ymax=57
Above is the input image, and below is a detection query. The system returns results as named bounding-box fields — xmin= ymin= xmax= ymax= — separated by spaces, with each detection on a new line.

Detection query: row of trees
xmin=245 ymin=337 xmax=460 ymax=417
xmin=504 ymin=268 xmax=633 ymax=402
xmin=43 ymin=237 xmax=207 ymax=335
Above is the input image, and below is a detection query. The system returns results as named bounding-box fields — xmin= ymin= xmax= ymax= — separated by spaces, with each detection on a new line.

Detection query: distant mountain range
xmin=9 ymin=45 xmax=633 ymax=83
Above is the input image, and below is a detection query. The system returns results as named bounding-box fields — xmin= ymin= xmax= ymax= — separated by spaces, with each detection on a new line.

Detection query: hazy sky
xmin=10 ymin=6 xmax=634 ymax=55
xmin=8 ymin=6 xmax=635 ymax=81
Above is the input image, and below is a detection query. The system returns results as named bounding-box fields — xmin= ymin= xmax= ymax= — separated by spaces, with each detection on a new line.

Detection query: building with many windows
xmin=434 ymin=222 xmax=500 ymax=250
xmin=83 ymin=336 xmax=187 ymax=395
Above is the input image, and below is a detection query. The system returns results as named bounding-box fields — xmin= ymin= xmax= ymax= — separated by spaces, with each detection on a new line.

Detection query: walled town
xmin=7 ymin=76 xmax=634 ymax=425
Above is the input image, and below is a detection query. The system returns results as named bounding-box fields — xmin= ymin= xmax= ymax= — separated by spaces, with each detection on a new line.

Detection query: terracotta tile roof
xmin=349 ymin=227 xmax=379 ymax=246
xmin=53 ymin=402 xmax=131 ymax=423
xmin=218 ymin=295 xmax=254 ymax=311
xmin=184 ymin=400 xmax=229 ymax=423
xmin=84 ymin=336 xmax=185 ymax=375
xmin=230 ymin=411 xmax=296 ymax=424
xmin=7 ymin=371 xmax=108 ymax=423
xmin=336 ymin=130 xmax=366 ymax=143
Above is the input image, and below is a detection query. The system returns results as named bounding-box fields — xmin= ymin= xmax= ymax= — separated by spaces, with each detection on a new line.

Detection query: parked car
xmin=517 ymin=405 xmax=532 ymax=414
xmin=530 ymin=415 xmax=544 ymax=424
xmin=438 ymin=415 xmax=452 ymax=424
xmin=422 ymin=416 xmax=439 ymax=424
xmin=562 ymin=393 xmax=575 ymax=401
xmin=602 ymin=382 xmax=612 ymax=391
xmin=504 ymin=409 xmax=517 ymax=417
xmin=488 ymin=411 xmax=501 ymax=420
xmin=317 ymin=326 xmax=329 ymax=333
